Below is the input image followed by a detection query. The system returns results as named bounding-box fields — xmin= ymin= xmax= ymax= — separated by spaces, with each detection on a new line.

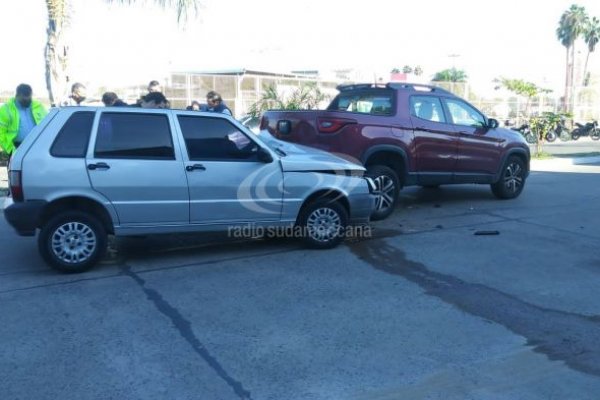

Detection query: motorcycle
xmin=545 ymin=116 xmax=570 ymax=142
xmin=571 ymin=121 xmax=599 ymax=141
xmin=510 ymin=123 xmax=537 ymax=144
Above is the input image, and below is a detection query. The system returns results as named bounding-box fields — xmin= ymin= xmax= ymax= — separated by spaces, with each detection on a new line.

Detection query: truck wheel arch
xmin=361 ymin=145 xmax=409 ymax=182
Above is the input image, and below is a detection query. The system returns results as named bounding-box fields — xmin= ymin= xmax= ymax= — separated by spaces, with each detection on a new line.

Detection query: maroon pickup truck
xmin=262 ymin=83 xmax=530 ymax=220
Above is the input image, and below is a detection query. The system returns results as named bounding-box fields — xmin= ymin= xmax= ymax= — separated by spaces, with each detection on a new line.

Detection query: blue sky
xmin=2 ymin=0 xmax=600 ymax=97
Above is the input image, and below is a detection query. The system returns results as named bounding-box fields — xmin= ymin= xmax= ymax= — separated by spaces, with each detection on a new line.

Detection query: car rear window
xmin=50 ymin=111 xmax=95 ymax=158
xmin=94 ymin=113 xmax=175 ymax=160
xmin=328 ymin=90 xmax=394 ymax=115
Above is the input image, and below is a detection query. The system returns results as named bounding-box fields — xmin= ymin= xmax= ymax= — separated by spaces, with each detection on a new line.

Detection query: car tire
xmin=366 ymin=165 xmax=400 ymax=221
xmin=491 ymin=156 xmax=527 ymax=200
xmin=297 ymin=199 xmax=348 ymax=249
xmin=38 ymin=211 xmax=107 ymax=273
xmin=545 ymin=131 xmax=557 ymax=142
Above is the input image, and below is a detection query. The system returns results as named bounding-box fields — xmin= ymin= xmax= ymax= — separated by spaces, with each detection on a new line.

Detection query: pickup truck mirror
xmin=277 ymin=120 xmax=291 ymax=135
xmin=487 ymin=118 xmax=499 ymax=129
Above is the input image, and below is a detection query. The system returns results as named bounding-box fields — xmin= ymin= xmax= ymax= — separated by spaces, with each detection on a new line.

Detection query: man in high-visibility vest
xmin=0 ymin=84 xmax=47 ymax=155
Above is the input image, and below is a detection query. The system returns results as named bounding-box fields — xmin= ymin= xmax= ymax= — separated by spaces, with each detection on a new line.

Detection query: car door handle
xmin=87 ymin=162 xmax=110 ymax=170
xmin=186 ymin=164 xmax=206 ymax=172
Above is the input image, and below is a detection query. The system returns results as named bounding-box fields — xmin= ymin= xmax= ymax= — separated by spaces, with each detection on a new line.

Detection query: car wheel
xmin=38 ymin=211 xmax=107 ymax=273
xmin=491 ymin=156 xmax=527 ymax=199
xmin=571 ymin=129 xmax=581 ymax=141
xmin=545 ymin=131 xmax=557 ymax=142
xmin=525 ymin=134 xmax=537 ymax=144
xmin=298 ymin=199 xmax=348 ymax=249
xmin=366 ymin=165 xmax=400 ymax=220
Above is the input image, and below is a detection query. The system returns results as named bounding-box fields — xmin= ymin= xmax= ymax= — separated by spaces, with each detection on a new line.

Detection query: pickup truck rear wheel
xmin=38 ymin=211 xmax=107 ymax=273
xmin=367 ymin=165 xmax=400 ymax=220
xmin=298 ymin=199 xmax=348 ymax=249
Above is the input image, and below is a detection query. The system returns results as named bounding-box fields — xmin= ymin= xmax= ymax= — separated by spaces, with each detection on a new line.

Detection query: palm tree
xmin=583 ymin=16 xmax=600 ymax=86
xmin=44 ymin=0 xmax=199 ymax=105
xmin=432 ymin=68 xmax=467 ymax=82
xmin=556 ymin=4 xmax=588 ymax=112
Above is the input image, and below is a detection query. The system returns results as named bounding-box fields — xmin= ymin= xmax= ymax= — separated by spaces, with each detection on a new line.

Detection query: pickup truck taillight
xmin=317 ymin=117 xmax=357 ymax=134
xmin=9 ymin=170 xmax=24 ymax=202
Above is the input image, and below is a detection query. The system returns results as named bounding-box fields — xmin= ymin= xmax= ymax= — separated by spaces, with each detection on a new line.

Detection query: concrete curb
xmin=531 ymin=155 xmax=600 ymax=170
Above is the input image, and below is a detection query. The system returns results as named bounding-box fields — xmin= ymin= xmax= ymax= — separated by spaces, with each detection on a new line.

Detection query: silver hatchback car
xmin=4 ymin=108 xmax=375 ymax=272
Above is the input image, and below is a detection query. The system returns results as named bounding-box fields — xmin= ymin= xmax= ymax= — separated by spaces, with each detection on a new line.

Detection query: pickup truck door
xmin=443 ymin=98 xmax=504 ymax=179
xmin=408 ymin=95 xmax=458 ymax=183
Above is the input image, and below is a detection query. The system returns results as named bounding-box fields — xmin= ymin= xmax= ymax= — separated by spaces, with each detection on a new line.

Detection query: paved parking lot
xmin=1 ymin=162 xmax=600 ymax=399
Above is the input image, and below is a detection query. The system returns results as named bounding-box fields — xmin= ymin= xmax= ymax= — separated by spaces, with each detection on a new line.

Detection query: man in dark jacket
xmin=201 ymin=91 xmax=232 ymax=115
xmin=101 ymin=92 xmax=128 ymax=107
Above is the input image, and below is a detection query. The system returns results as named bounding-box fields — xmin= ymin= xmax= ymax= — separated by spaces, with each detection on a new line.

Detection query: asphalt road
xmin=1 ymin=163 xmax=600 ymax=399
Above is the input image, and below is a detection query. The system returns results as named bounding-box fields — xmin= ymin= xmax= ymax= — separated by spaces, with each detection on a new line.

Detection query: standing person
xmin=186 ymin=100 xmax=201 ymax=111
xmin=61 ymin=82 xmax=87 ymax=106
xmin=0 ymin=84 xmax=47 ymax=156
xmin=202 ymin=91 xmax=232 ymax=115
xmin=130 ymin=92 xmax=169 ymax=109
xmin=148 ymin=80 xmax=162 ymax=93
xmin=101 ymin=92 xmax=128 ymax=107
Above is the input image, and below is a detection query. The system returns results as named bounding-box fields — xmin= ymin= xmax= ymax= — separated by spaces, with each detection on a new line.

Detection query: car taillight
xmin=260 ymin=116 xmax=268 ymax=130
xmin=317 ymin=117 xmax=357 ymax=134
xmin=9 ymin=170 xmax=24 ymax=202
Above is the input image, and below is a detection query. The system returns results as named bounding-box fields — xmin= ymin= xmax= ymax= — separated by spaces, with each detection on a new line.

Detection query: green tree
xmin=529 ymin=112 xmax=571 ymax=156
xmin=556 ymin=4 xmax=588 ymax=111
xmin=583 ymin=16 xmax=600 ymax=86
xmin=402 ymin=65 xmax=413 ymax=74
xmin=432 ymin=68 xmax=468 ymax=82
xmin=414 ymin=65 xmax=423 ymax=76
xmin=44 ymin=0 xmax=200 ymax=105
xmin=494 ymin=77 xmax=552 ymax=116
xmin=248 ymin=83 xmax=328 ymax=118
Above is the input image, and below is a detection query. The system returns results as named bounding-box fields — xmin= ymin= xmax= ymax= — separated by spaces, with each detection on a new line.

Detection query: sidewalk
xmin=530 ymin=155 xmax=600 ymax=172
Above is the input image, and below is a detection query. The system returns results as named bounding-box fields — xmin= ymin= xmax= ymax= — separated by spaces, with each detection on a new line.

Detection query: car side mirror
xmin=277 ymin=120 xmax=291 ymax=135
xmin=487 ymin=118 xmax=499 ymax=129
xmin=257 ymin=147 xmax=273 ymax=163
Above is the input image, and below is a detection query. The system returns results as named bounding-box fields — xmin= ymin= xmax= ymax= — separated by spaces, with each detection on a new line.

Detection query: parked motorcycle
xmin=545 ymin=116 xmax=570 ymax=142
xmin=511 ymin=123 xmax=537 ymax=144
xmin=571 ymin=121 xmax=599 ymax=141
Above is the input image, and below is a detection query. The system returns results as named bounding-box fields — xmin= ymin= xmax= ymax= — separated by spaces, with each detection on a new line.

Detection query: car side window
xmin=94 ymin=113 xmax=175 ymax=159
xmin=329 ymin=91 xmax=393 ymax=115
xmin=410 ymin=96 xmax=446 ymax=123
xmin=177 ymin=116 xmax=258 ymax=161
xmin=50 ymin=111 xmax=95 ymax=158
xmin=445 ymin=99 xmax=486 ymax=127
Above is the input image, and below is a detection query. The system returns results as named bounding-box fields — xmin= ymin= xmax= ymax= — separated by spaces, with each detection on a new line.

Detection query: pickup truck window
xmin=329 ymin=91 xmax=393 ymax=115
xmin=50 ymin=111 xmax=95 ymax=158
xmin=445 ymin=99 xmax=486 ymax=127
xmin=178 ymin=116 xmax=258 ymax=161
xmin=410 ymin=96 xmax=446 ymax=123
xmin=94 ymin=113 xmax=175 ymax=160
